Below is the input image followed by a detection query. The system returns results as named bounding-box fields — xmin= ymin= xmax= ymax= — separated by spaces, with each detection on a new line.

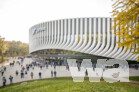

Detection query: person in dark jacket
xmin=16 ymin=70 xmax=18 ymax=76
xmin=51 ymin=70 xmax=53 ymax=77
xmin=2 ymin=77 xmax=6 ymax=86
xmin=39 ymin=72 xmax=42 ymax=79
xmin=9 ymin=75 xmax=13 ymax=84
xmin=1 ymin=69 xmax=4 ymax=76
xmin=4 ymin=67 xmax=6 ymax=71
xmin=54 ymin=70 xmax=57 ymax=77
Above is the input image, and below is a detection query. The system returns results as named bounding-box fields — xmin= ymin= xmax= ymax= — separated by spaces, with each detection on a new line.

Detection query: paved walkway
xmin=0 ymin=58 xmax=139 ymax=87
xmin=0 ymin=58 xmax=71 ymax=87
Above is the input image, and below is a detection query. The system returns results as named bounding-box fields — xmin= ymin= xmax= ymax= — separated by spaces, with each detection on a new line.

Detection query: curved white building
xmin=29 ymin=17 xmax=137 ymax=61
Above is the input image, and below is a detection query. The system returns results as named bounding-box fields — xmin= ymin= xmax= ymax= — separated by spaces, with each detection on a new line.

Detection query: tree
xmin=13 ymin=52 xmax=17 ymax=57
xmin=112 ymin=0 xmax=139 ymax=62
xmin=0 ymin=36 xmax=8 ymax=62
xmin=4 ymin=41 xmax=29 ymax=57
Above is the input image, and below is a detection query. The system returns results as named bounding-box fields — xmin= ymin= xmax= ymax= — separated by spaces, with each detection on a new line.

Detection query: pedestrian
xmin=2 ymin=77 xmax=6 ymax=86
xmin=40 ymin=65 xmax=42 ymax=70
xmin=22 ymin=66 xmax=25 ymax=71
xmin=68 ymin=65 xmax=69 ymax=70
xmin=25 ymin=70 xmax=27 ymax=75
xmin=51 ymin=70 xmax=53 ymax=77
xmin=1 ymin=69 xmax=4 ymax=76
xmin=39 ymin=72 xmax=42 ymax=79
xmin=31 ymin=72 xmax=33 ymax=79
xmin=4 ymin=67 xmax=6 ymax=71
xmin=16 ymin=70 xmax=18 ymax=76
xmin=27 ymin=66 xmax=29 ymax=71
xmin=22 ymin=71 xmax=24 ymax=78
xmin=9 ymin=75 xmax=13 ymax=84
xmin=21 ymin=70 xmax=24 ymax=78
xmin=54 ymin=70 xmax=56 ymax=77
xmin=13 ymin=61 xmax=15 ymax=66
xmin=135 ymin=64 xmax=138 ymax=70
xmin=21 ymin=59 xmax=23 ymax=64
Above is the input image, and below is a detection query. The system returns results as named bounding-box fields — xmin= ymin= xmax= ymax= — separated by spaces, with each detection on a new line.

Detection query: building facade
xmin=29 ymin=17 xmax=137 ymax=61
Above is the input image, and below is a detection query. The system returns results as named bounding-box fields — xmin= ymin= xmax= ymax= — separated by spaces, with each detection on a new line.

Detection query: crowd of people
xmin=0 ymin=57 xmax=59 ymax=87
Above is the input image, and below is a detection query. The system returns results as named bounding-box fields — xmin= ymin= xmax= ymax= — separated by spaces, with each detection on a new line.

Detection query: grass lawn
xmin=0 ymin=77 xmax=139 ymax=92
xmin=129 ymin=76 xmax=139 ymax=82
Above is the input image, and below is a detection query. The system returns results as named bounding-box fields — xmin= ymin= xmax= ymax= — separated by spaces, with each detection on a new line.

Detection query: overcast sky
xmin=0 ymin=0 xmax=113 ymax=43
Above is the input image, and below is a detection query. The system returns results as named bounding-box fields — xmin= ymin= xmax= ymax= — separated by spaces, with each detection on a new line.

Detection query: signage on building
xmin=32 ymin=27 xmax=46 ymax=35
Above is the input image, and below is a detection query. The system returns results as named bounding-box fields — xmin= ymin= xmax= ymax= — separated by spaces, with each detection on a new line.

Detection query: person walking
xmin=40 ymin=65 xmax=42 ymax=70
xmin=4 ymin=67 xmax=6 ymax=71
xmin=68 ymin=65 xmax=69 ymax=70
xmin=1 ymin=69 xmax=4 ymax=76
xmin=39 ymin=72 xmax=42 ymax=79
xmin=13 ymin=61 xmax=15 ymax=66
xmin=9 ymin=75 xmax=13 ymax=84
xmin=22 ymin=66 xmax=25 ymax=71
xmin=51 ymin=70 xmax=53 ymax=77
xmin=2 ymin=77 xmax=6 ymax=86
xmin=16 ymin=70 xmax=18 ymax=76
xmin=31 ymin=72 xmax=33 ymax=79
xmin=54 ymin=70 xmax=57 ymax=77
xmin=25 ymin=70 xmax=27 ymax=75
xmin=27 ymin=66 xmax=29 ymax=71
xmin=21 ymin=70 xmax=24 ymax=78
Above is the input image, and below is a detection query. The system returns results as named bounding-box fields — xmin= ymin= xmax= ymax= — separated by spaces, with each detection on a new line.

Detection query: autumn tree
xmin=112 ymin=0 xmax=139 ymax=62
xmin=5 ymin=41 xmax=29 ymax=57
xmin=0 ymin=36 xmax=8 ymax=62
